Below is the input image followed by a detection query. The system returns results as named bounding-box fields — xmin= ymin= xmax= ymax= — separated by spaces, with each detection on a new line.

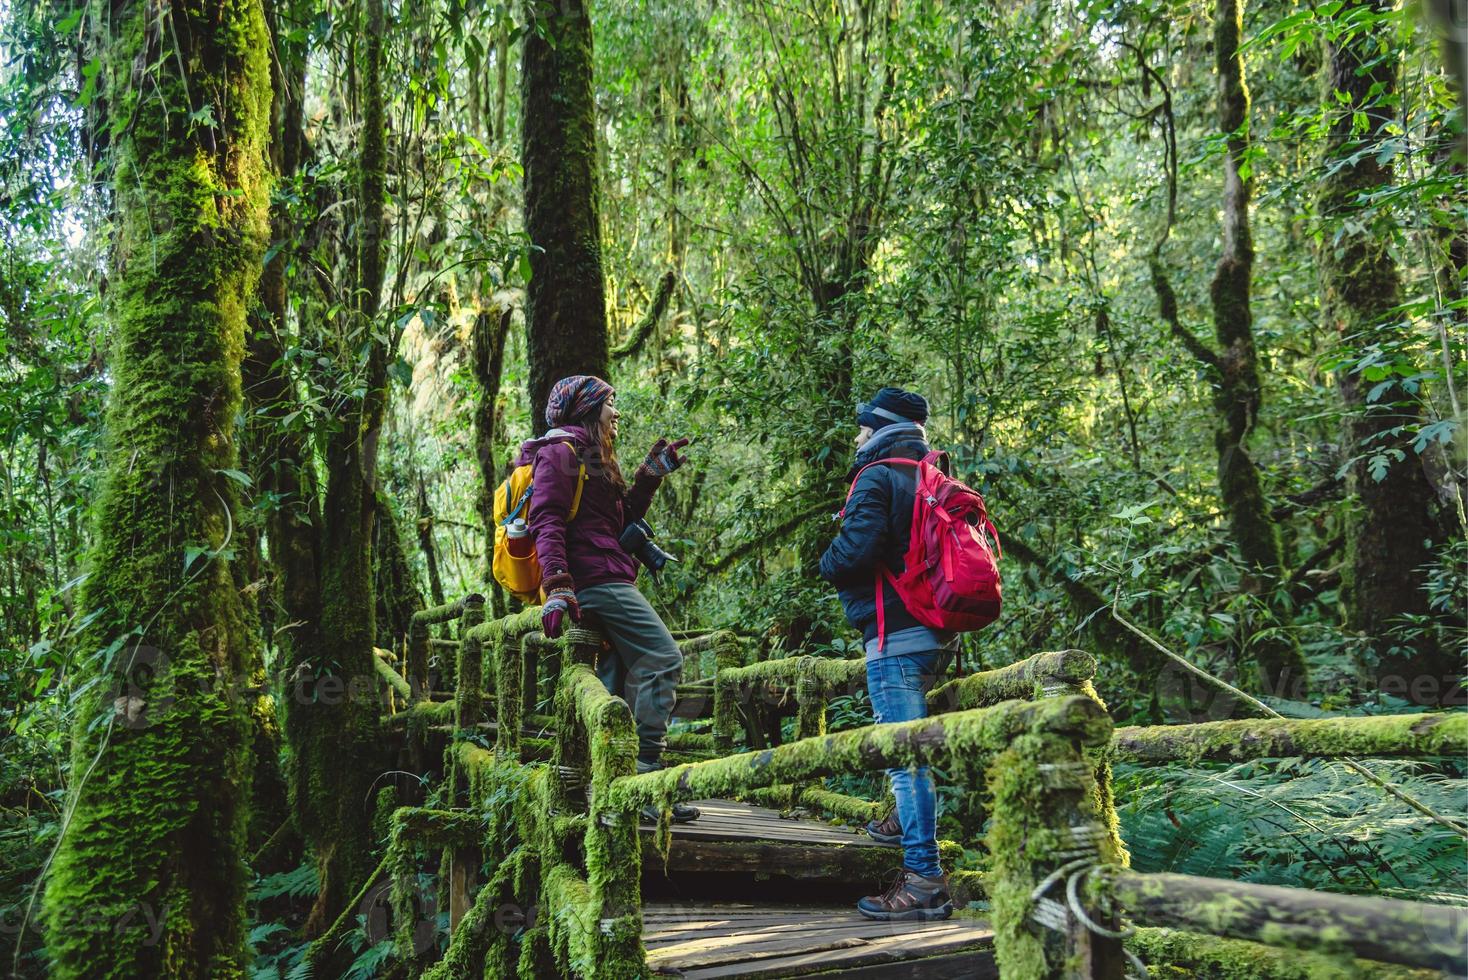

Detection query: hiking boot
xmin=857 ymin=870 xmax=953 ymax=921
xmin=641 ymin=801 xmax=701 ymax=824
xmin=865 ymin=813 xmax=902 ymax=845
xmin=636 ymin=757 xmax=701 ymax=823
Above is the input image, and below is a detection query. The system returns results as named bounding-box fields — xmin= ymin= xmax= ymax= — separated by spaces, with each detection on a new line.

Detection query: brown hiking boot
xmin=865 ymin=813 xmax=902 ymax=845
xmin=857 ymin=870 xmax=953 ymax=921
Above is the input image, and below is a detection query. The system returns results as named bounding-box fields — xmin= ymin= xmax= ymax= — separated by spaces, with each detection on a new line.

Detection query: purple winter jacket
xmin=517 ymin=425 xmax=663 ymax=590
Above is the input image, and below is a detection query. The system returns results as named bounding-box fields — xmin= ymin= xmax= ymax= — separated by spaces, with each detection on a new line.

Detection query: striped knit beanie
xmin=545 ymin=375 xmax=615 ymax=428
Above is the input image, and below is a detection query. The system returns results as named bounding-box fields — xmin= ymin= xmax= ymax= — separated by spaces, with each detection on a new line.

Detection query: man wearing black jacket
xmin=819 ymin=387 xmax=955 ymax=921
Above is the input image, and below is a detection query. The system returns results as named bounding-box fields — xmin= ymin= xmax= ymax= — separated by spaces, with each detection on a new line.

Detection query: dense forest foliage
xmin=0 ymin=0 xmax=1463 ymax=976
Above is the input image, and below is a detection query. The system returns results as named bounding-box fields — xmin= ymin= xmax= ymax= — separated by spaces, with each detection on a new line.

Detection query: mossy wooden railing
xmin=372 ymin=597 xmax=1467 ymax=979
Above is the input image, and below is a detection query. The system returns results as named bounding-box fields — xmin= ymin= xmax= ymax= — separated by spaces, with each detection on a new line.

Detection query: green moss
xmin=710 ymin=633 xmax=749 ymax=750
xmin=41 ymin=0 xmax=272 ymax=975
xmin=454 ymin=598 xmax=490 ymax=730
xmin=610 ymin=695 xmax=1110 ymax=812
xmin=744 ymin=784 xmax=885 ymax=826
xmin=929 ymin=649 xmax=1097 ymax=712
xmin=1111 ymin=712 xmax=1468 ymax=765
xmin=373 ymin=649 xmax=413 ymax=703
xmin=1128 ymin=927 xmax=1440 ymax=979
xmin=420 ymin=853 xmax=518 ymax=980
xmin=543 ymin=864 xmax=597 ymax=977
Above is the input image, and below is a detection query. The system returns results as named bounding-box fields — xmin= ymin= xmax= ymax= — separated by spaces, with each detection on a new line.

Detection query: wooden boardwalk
xmin=643 ymin=904 xmax=996 ymax=979
xmin=639 ymin=799 xmax=905 ymax=885
xmin=635 ymin=801 xmax=993 ymax=977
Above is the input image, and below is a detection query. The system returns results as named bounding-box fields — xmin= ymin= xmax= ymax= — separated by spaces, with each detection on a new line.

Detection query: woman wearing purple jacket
xmin=519 ymin=375 xmax=699 ymax=822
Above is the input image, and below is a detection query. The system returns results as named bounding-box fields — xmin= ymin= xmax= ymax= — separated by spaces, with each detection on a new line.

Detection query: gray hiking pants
xmin=577 ymin=581 xmax=683 ymax=763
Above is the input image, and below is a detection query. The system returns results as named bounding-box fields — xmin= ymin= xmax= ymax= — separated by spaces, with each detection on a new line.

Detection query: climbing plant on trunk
xmin=41 ymin=0 xmax=272 ymax=975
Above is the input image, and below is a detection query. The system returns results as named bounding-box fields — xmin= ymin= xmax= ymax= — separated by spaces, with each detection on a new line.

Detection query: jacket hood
xmin=514 ymin=425 xmax=589 ymax=467
xmin=848 ymin=421 xmax=929 ymax=478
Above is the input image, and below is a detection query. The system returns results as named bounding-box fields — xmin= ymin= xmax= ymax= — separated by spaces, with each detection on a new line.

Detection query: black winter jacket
xmin=817 ymin=426 xmax=933 ymax=647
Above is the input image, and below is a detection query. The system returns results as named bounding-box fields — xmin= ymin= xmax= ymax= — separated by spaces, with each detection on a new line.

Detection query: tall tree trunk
xmin=521 ymin=0 xmax=610 ymax=436
xmin=244 ymin=0 xmax=315 ymax=873
xmin=1318 ymin=0 xmax=1453 ymax=703
xmin=473 ymin=306 xmax=513 ymax=616
xmin=1208 ymin=0 xmax=1306 ymax=693
xmin=300 ymin=0 xmax=389 ymax=944
xmin=43 ymin=0 xmax=272 ymax=975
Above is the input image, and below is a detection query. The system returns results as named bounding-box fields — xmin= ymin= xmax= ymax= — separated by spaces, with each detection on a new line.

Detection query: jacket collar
xmin=849 ymin=421 xmax=929 ymax=477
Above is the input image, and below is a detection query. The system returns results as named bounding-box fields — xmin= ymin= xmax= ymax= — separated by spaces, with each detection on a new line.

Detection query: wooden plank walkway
xmin=638 ymin=799 xmax=903 ymax=884
xmin=643 ymin=800 xmax=889 ymax=846
xmin=643 ymin=904 xmax=996 ymax=979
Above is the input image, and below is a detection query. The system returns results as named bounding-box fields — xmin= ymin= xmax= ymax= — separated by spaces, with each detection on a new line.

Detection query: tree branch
xmin=612 ymin=270 xmax=677 ymax=360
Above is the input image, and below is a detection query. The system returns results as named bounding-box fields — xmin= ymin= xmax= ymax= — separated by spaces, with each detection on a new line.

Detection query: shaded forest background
xmin=0 ymin=0 xmax=1464 ymax=976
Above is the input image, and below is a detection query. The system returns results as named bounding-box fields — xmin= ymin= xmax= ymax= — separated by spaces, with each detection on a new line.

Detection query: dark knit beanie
xmin=857 ymin=387 xmax=929 ymax=431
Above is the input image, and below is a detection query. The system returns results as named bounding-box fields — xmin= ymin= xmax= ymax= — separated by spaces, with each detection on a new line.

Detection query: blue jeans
xmin=866 ymin=650 xmax=941 ymax=878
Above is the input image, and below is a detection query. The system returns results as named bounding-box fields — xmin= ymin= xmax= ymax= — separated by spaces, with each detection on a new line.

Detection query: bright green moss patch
xmin=1111 ymin=712 xmax=1468 ymax=765
xmin=1127 ymin=927 xmax=1441 ymax=979
xmin=928 ymin=649 xmax=1097 ymax=712
xmin=609 ymin=695 xmax=1111 ymax=811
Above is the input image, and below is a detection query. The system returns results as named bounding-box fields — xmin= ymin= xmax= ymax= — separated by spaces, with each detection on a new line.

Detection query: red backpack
xmin=842 ymin=450 xmax=1003 ymax=651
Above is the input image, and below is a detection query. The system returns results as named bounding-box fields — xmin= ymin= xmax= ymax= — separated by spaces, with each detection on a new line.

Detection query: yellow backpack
xmin=491 ymin=443 xmax=587 ymax=601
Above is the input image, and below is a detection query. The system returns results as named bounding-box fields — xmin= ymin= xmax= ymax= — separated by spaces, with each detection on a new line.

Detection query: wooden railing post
xmin=446 ymin=595 xmax=486 ymax=938
xmin=711 ymin=634 xmax=747 ymax=752
xmin=407 ymin=613 xmax=431 ymax=700
xmin=453 ymin=594 xmax=486 ymax=730
xmin=986 ymin=717 xmax=1125 ymax=980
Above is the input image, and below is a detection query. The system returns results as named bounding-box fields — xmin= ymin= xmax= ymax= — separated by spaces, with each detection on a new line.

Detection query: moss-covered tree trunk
xmin=42 ymin=1 xmax=272 ymax=975
xmin=414 ymin=477 xmax=447 ymax=608
xmin=1207 ymin=0 xmax=1306 ymax=694
xmin=473 ymin=306 xmax=513 ymax=616
xmin=298 ymin=0 xmax=389 ymax=944
xmin=521 ymin=0 xmax=610 ymax=436
xmin=375 ymin=492 xmax=424 ymax=649
xmin=1318 ymin=0 xmax=1452 ymax=702
xmin=242 ymin=0 xmax=314 ymax=872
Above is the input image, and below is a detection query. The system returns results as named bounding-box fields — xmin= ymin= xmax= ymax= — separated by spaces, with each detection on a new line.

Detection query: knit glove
xmin=638 ymin=437 xmax=691 ymax=479
xmin=540 ymin=572 xmax=580 ymax=639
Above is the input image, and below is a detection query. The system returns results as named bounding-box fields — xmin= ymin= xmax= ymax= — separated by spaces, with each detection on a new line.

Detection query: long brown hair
xmin=581 ymin=411 xmax=626 ymax=492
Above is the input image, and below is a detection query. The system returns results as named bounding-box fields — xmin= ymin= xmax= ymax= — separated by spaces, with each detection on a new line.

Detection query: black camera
xmin=619 ymin=519 xmax=677 ymax=574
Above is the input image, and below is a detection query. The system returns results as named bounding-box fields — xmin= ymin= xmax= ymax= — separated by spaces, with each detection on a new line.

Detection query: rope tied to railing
xmin=562 ymin=624 xmax=608 ymax=649
xmin=1026 ymin=821 xmax=1151 ymax=979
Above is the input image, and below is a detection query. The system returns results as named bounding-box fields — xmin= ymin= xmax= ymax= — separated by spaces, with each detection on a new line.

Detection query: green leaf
xmin=73 ymin=57 xmax=101 ymax=109
xmin=216 ymin=468 xmax=252 ymax=488
xmin=183 ymin=544 xmax=208 ymax=574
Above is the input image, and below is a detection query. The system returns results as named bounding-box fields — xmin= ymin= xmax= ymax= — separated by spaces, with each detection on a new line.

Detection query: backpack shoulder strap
xmin=840 ymin=456 xmax=922 ymax=517
xmin=568 ymin=461 xmax=588 ymax=521
xmin=921 ymin=449 xmax=950 ymax=475
xmin=515 ymin=440 xmax=589 ymax=524
xmin=844 ymin=456 xmax=919 ymax=500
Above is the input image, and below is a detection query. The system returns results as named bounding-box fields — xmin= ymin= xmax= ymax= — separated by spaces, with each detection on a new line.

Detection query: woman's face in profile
xmin=855 ymin=424 xmax=874 ymax=449
xmin=601 ymin=395 xmax=619 ymax=442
